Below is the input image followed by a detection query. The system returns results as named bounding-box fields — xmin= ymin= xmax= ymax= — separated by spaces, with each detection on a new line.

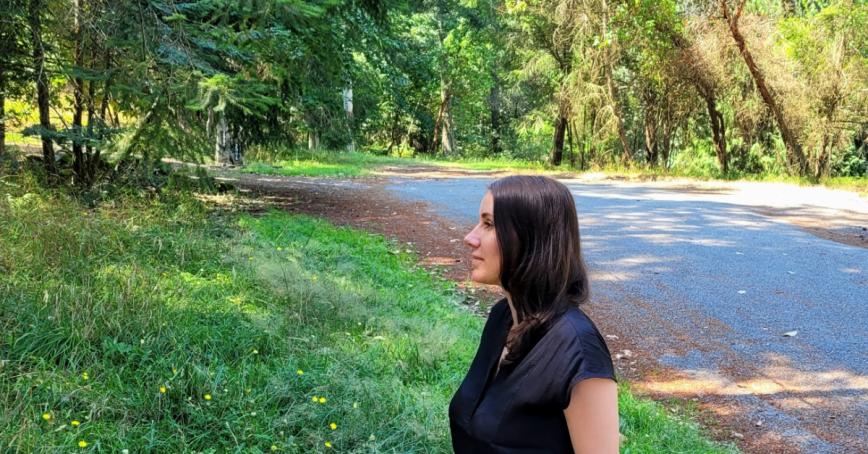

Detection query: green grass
xmin=240 ymin=147 xmax=866 ymax=195
xmin=618 ymin=386 xmax=734 ymax=453
xmin=241 ymin=148 xmax=412 ymax=178
xmin=241 ymin=147 xmax=556 ymax=178
xmin=0 ymin=171 xmax=737 ymax=453
xmin=414 ymin=156 xmax=554 ymax=173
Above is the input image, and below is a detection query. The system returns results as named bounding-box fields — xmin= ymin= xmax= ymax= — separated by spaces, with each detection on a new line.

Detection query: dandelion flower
xmin=204 ymin=394 xmax=212 ymax=401
xmin=271 ymin=445 xmax=278 ymax=451
xmin=329 ymin=422 xmax=337 ymax=430
xmin=78 ymin=440 xmax=88 ymax=448
xmin=296 ymin=369 xmax=304 ymax=375
xmin=318 ymin=397 xmax=327 ymax=404
xmin=311 ymin=395 xmax=318 ymax=402
xmin=41 ymin=412 xmax=52 ymax=421
xmin=160 ymin=386 xmax=167 ymax=394
xmin=324 ymin=441 xmax=332 ymax=448
xmin=71 ymin=420 xmax=81 ymax=427
xmin=81 ymin=372 xmax=89 ymax=381
xmin=252 ymin=349 xmax=258 ymax=354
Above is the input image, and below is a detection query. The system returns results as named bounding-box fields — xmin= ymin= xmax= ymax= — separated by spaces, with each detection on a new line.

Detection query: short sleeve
xmin=532 ymin=311 xmax=616 ymax=409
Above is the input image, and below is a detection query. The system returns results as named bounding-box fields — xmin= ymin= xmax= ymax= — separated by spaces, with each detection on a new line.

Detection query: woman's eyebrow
xmin=481 ymin=212 xmax=493 ymax=220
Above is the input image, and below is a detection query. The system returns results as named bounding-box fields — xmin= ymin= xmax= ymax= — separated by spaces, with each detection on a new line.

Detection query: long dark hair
xmin=490 ymin=175 xmax=590 ymax=366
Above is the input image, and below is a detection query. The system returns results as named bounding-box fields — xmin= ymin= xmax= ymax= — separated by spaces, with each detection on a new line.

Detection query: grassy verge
xmin=240 ymin=148 xmax=867 ymax=195
xmin=0 ymin=173 xmax=737 ymax=452
xmin=241 ymin=148 xmax=412 ymax=177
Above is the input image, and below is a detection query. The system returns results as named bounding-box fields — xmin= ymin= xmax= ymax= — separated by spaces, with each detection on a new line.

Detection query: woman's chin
xmin=470 ymin=271 xmax=497 ymax=286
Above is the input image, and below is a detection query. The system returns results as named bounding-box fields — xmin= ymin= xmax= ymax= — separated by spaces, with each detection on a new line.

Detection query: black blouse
xmin=449 ymin=299 xmax=616 ymax=453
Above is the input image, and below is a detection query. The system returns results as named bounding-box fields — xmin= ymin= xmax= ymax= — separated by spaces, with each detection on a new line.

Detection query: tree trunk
xmin=434 ymin=2 xmax=455 ymax=156
xmin=660 ymin=108 xmax=674 ymax=169
xmin=606 ymin=69 xmax=631 ymax=165
xmin=602 ymin=0 xmax=631 ymax=164
xmin=431 ymin=88 xmax=452 ymax=153
xmin=72 ymin=0 xmax=85 ymax=182
xmin=643 ymin=110 xmax=658 ymax=166
xmin=550 ymin=111 xmax=567 ymax=166
xmin=440 ymin=84 xmax=455 ymax=155
xmin=488 ymin=70 xmax=502 ymax=155
xmin=0 ymin=74 xmax=6 ymax=158
xmin=28 ymin=0 xmax=55 ymax=175
xmin=816 ymin=137 xmax=830 ymax=179
xmin=701 ymin=91 xmax=728 ymax=173
xmin=342 ymin=86 xmax=354 ymax=152
xmin=721 ymin=0 xmax=806 ymax=175
xmin=307 ymin=130 xmax=319 ymax=150
xmin=567 ymin=119 xmax=576 ymax=168
xmin=215 ymin=113 xmax=243 ymax=166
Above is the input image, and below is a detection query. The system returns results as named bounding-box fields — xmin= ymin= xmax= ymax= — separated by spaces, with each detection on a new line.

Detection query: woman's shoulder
xmin=488 ymin=298 xmax=511 ymax=319
xmin=545 ymin=306 xmax=609 ymax=351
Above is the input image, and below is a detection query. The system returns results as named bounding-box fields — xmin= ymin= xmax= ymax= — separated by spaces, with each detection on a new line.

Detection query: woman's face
xmin=464 ymin=191 xmax=501 ymax=285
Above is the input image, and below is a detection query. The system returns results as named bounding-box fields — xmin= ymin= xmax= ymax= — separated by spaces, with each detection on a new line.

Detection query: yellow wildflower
xmin=41 ymin=412 xmax=52 ymax=421
xmin=71 ymin=420 xmax=81 ymax=427
xmin=160 ymin=386 xmax=167 ymax=394
xmin=204 ymin=394 xmax=212 ymax=401
xmin=311 ymin=395 xmax=318 ymax=402
xmin=329 ymin=422 xmax=337 ymax=430
xmin=252 ymin=349 xmax=259 ymax=354
xmin=78 ymin=440 xmax=88 ymax=448
xmin=271 ymin=445 xmax=278 ymax=451
xmin=81 ymin=372 xmax=89 ymax=381
xmin=324 ymin=441 xmax=332 ymax=448
xmin=318 ymin=397 xmax=327 ymax=404
xmin=296 ymin=369 xmax=304 ymax=375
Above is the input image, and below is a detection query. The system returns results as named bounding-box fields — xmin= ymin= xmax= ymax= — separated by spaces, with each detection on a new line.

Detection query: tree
xmin=720 ymin=0 xmax=808 ymax=175
xmin=0 ymin=0 xmax=31 ymax=158
xmin=27 ymin=0 xmax=56 ymax=175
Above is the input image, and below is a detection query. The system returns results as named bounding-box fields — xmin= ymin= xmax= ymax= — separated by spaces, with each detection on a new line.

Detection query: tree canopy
xmin=1 ymin=0 xmax=866 ymax=187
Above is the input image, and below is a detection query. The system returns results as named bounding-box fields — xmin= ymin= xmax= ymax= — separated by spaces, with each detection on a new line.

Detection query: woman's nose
xmin=464 ymin=231 xmax=480 ymax=249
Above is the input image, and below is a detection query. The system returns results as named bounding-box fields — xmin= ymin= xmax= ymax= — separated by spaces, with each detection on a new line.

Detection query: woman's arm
xmin=564 ymin=378 xmax=619 ymax=454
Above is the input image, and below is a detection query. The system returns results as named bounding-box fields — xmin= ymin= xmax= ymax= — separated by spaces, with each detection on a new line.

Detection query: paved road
xmin=385 ymin=176 xmax=868 ymax=453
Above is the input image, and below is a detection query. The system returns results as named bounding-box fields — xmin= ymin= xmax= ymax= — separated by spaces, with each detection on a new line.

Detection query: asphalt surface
xmin=385 ymin=177 xmax=868 ymax=453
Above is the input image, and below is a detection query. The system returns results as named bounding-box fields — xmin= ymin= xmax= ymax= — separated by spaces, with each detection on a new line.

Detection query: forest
xmin=1 ymin=0 xmax=866 ymax=188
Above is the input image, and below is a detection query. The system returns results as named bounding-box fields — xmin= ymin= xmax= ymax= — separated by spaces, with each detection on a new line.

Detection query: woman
xmin=449 ymin=175 xmax=619 ymax=453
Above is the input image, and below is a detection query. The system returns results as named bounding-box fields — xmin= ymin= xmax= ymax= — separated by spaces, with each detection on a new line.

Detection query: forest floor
xmin=210 ymin=163 xmax=868 ymax=454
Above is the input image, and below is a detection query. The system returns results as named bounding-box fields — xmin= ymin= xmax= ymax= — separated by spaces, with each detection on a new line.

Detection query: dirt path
xmin=215 ymin=167 xmax=866 ymax=454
